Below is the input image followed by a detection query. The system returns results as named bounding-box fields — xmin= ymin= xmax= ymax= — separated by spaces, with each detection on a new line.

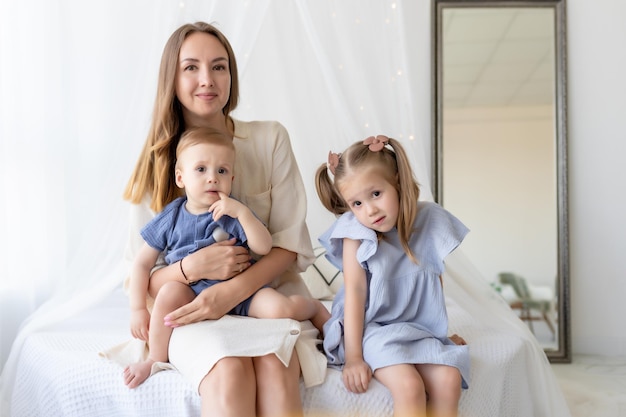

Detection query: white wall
xmin=567 ymin=0 xmax=626 ymax=356
xmin=443 ymin=105 xmax=556 ymax=288
xmin=426 ymin=0 xmax=626 ymax=357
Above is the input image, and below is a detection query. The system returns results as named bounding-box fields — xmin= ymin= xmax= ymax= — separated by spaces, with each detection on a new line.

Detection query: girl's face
xmin=175 ymin=143 xmax=235 ymax=215
xmin=176 ymin=32 xmax=231 ymax=127
xmin=338 ymin=167 xmax=399 ymax=233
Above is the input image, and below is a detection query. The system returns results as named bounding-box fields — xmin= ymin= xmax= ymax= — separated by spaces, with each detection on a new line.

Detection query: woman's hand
xmin=342 ymin=359 xmax=372 ymax=393
xmin=165 ymin=282 xmax=237 ymax=326
xmin=186 ymin=238 xmax=252 ymax=282
xmin=149 ymin=239 xmax=251 ymax=297
xmin=163 ymin=248 xmax=296 ymax=327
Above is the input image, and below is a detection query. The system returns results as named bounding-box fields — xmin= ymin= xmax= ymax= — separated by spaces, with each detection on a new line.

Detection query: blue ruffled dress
xmin=319 ymin=201 xmax=470 ymax=388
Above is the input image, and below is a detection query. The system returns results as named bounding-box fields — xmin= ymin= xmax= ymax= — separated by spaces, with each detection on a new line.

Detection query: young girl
xmin=124 ymin=127 xmax=329 ymax=388
xmin=315 ymin=135 xmax=470 ymax=417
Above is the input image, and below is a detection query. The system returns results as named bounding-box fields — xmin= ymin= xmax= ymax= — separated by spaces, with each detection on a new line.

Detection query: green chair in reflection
xmin=498 ymin=272 xmax=555 ymax=337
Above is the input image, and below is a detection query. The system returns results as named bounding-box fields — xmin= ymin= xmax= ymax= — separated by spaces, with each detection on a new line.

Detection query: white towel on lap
xmin=100 ymin=315 xmax=326 ymax=392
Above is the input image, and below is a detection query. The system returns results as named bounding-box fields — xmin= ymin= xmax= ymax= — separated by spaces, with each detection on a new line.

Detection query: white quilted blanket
xmin=9 ymin=287 xmax=568 ymax=417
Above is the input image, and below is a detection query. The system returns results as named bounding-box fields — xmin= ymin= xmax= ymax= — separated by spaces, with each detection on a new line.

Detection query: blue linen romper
xmin=141 ymin=196 xmax=258 ymax=315
xmin=319 ymin=201 xmax=470 ymax=388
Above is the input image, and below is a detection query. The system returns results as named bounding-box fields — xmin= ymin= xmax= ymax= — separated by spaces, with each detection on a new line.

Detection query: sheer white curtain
xmin=0 ymin=0 xmax=431 ymax=372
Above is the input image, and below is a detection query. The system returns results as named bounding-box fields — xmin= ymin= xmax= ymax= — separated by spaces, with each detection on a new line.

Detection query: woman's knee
xmin=199 ymin=357 xmax=257 ymax=416
xmin=200 ymin=357 xmax=256 ymax=396
xmin=253 ymin=352 xmax=300 ymax=386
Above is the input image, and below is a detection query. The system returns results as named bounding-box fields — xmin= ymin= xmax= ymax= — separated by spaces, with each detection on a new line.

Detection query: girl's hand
xmin=342 ymin=359 xmax=372 ymax=393
xmin=130 ymin=309 xmax=150 ymax=341
xmin=449 ymin=333 xmax=467 ymax=345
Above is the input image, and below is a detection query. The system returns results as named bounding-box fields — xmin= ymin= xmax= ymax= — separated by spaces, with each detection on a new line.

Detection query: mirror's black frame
xmin=431 ymin=0 xmax=571 ymax=363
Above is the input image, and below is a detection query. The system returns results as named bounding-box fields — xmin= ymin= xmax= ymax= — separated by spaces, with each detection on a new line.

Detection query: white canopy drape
xmin=0 ymin=0 xmax=431 ymax=367
xmin=0 ymin=1 xmax=568 ymax=415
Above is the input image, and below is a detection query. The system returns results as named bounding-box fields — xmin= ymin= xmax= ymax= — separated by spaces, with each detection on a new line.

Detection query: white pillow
xmin=300 ymin=247 xmax=343 ymax=300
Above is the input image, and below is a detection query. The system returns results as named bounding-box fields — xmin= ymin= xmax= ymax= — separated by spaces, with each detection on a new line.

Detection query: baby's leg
xmin=124 ymin=281 xmax=195 ymax=388
xmin=374 ymin=364 xmax=427 ymax=417
xmin=247 ymin=288 xmax=330 ymax=333
xmin=415 ymin=363 xmax=462 ymax=417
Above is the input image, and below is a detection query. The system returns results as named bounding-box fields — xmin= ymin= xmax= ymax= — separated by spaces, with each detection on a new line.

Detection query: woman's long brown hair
xmin=123 ymin=22 xmax=239 ymax=212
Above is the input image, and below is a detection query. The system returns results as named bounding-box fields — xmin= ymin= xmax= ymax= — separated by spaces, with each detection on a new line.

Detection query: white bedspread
xmin=7 ymin=285 xmax=571 ymax=417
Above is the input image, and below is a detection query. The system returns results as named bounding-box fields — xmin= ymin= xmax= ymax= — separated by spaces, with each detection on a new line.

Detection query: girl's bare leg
xmin=124 ymin=281 xmax=194 ymax=388
xmin=374 ymin=364 xmax=428 ymax=417
xmin=416 ymin=363 xmax=462 ymax=417
xmin=254 ymin=351 xmax=303 ymax=417
xmin=198 ymin=357 xmax=256 ymax=417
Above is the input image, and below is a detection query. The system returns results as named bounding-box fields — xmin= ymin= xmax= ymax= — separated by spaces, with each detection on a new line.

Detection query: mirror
xmin=432 ymin=0 xmax=570 ymax=362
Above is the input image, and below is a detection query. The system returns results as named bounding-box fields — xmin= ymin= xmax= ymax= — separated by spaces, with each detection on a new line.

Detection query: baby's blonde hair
xmin=175 ymin=127 xmax=235 ymax=171
xmin=315 ymin=138 xmax=421 ymax=263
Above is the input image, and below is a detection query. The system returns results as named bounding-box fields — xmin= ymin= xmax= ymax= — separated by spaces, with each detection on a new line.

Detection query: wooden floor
xmin=551 ymin=355 xmax=626 ymax=417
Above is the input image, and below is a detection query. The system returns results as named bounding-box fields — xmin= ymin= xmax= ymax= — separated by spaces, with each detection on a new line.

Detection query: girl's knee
xmin=422 ymin=365 xmax=462 ymax=402
xmin=382 ymin=371 xmax=427 ymax=402
xmin=436 ymin=366 xmax=462 ymax=389
xmin=399 ymin=374 xmax=428 ymax=401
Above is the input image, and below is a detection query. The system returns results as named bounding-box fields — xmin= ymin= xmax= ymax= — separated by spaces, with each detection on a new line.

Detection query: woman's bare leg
xmin=254 ymin=351 xmax=303 ymax=417
xmin=198 ymin=357 xmax=256 ymax=417
xmin=374 ymin=364 xmax=428 ymax=417
xmin=415 ymin=363 xmax=462 ymax=417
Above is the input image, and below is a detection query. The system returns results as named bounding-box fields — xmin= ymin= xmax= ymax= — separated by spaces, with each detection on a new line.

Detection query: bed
xmin=4 ymin=250 xmax=571 ymax=417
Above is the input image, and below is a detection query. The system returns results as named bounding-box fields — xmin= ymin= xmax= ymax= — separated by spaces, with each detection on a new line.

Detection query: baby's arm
xmin=341 ymin=238 xmax=372 ymax=393
xmin=128 ymin=242 xmax=161 ymax=341
xmin=210 ymin=191 xmax=272 ymax=255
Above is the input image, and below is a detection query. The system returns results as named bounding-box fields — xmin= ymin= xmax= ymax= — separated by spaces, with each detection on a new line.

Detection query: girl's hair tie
xmin=363 ymin=135 xmax=389 ymax=152
xmin=327 ymin=151 xmax=340 ymax=175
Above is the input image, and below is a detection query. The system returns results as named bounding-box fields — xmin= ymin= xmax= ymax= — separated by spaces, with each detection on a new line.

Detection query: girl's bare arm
xmin=341 ymin=238 xmax=372 ymax=393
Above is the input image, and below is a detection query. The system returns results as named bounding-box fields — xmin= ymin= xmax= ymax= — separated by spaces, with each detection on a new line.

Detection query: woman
xmin=124 ymin=21 xmax=318 ymax=417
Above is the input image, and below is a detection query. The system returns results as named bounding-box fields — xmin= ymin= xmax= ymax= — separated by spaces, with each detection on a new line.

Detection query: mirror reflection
xmin=433 ymin=1 xmax=570 ymax=361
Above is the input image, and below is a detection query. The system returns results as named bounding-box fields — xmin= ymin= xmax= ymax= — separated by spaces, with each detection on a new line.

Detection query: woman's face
xmin=176 ymin=32 xmax=231 ymax=127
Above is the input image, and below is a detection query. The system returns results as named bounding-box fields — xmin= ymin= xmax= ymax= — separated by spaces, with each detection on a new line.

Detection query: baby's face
xmin=176 ymin=142 xmax=235 ymax=214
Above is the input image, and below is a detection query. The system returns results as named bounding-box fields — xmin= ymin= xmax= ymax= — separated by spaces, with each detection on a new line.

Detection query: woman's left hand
xmin=164 ymin=281 xmax=240 ymax=326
